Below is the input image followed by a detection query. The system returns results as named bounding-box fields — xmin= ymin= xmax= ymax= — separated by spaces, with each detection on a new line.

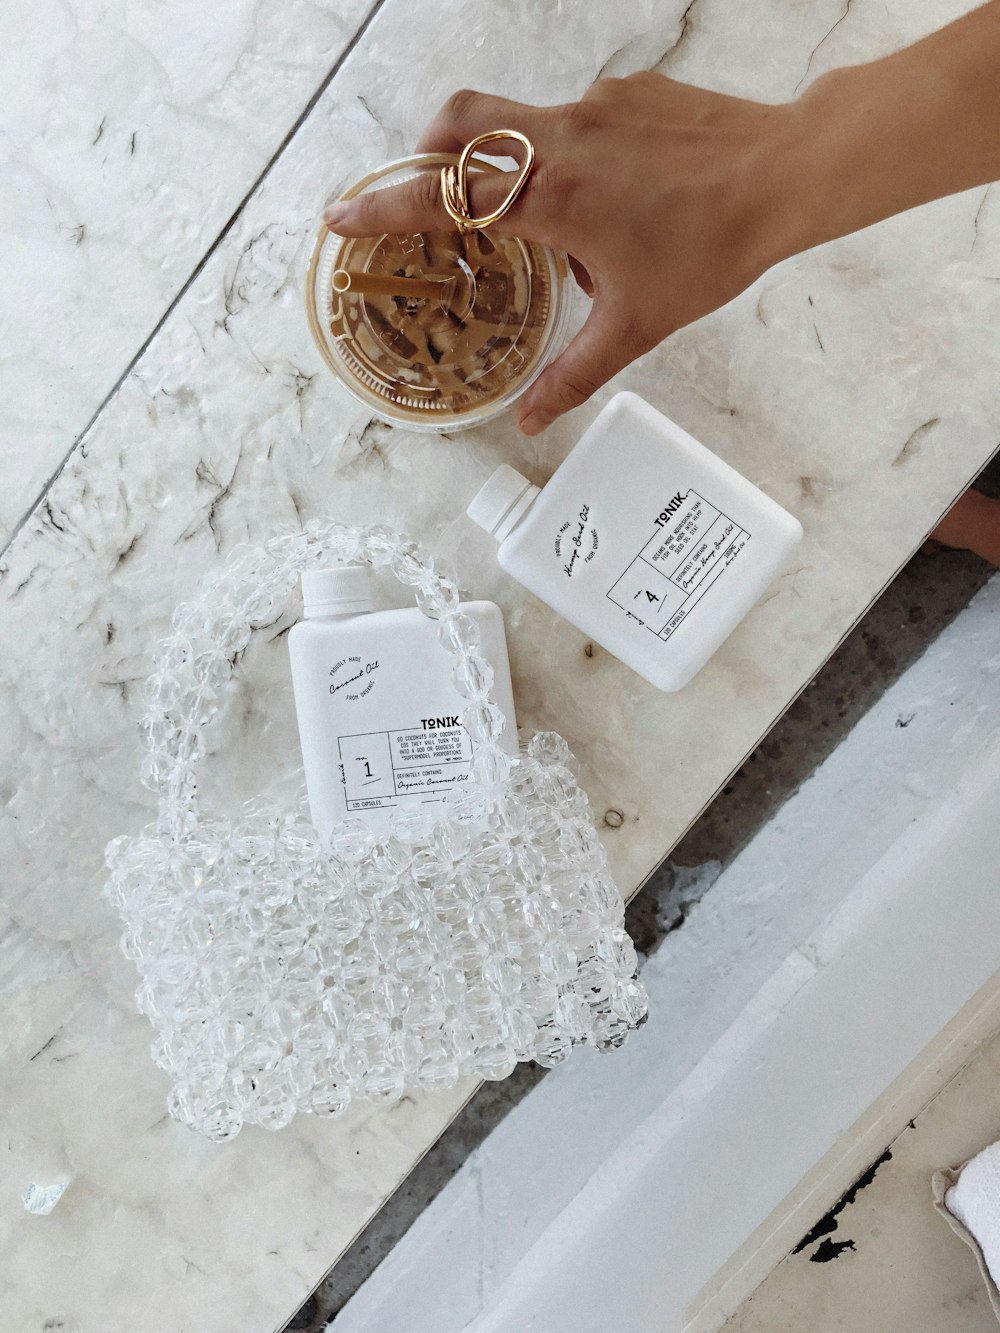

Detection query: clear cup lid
xmin=306 ymin=155 xmax=571 ymax=431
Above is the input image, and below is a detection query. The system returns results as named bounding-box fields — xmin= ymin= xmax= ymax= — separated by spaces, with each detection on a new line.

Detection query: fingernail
xmin=323 ymin=203 xmax=349 ymax=233
xmin=519 ymin=409 xmax=553 ymax=436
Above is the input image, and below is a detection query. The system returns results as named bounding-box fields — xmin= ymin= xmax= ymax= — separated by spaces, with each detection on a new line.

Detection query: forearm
xmin=787 ymin=2 xmax=1000 ymax=252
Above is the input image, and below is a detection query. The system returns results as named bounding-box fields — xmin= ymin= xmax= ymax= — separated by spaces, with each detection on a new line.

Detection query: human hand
xmin=323 ymin=76 xmax=805 ymax=434
xmin=326 ymin=3 xmax=1000 ymax=434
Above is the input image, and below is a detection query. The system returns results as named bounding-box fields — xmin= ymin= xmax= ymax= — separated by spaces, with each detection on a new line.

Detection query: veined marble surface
xmin=1 ymin=1 xmax=999 ymax=1331
xmin=0 ymin=0 xmax=372 ymax=546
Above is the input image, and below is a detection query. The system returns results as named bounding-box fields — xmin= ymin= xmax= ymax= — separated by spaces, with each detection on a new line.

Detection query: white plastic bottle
xmin=467 ymin=391 xmax=803 ymax=693
xmin=288 ymin=566 xmax=517 ymax=841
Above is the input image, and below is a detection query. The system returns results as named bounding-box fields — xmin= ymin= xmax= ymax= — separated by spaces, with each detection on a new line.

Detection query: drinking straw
xmin=333 ymin=268 xmax=451 ymax=301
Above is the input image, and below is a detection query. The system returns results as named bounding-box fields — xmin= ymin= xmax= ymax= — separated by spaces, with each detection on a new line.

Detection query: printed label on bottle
xmin=337 ymin=719 xmax=473 ymax=812
xmin=328 ymin=654 xmax=380 ymax=701
xmin=606 ymin=490 xmax=752 ymax=641
xmin=553 ymin=504 xmax=600 ymax=578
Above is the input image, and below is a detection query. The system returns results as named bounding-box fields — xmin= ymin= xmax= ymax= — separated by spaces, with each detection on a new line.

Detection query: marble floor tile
xmin=0 ymin=0 xmax=374 ymax=546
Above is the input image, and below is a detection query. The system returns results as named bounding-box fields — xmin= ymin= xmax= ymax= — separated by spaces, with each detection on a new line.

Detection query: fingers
xmin=517 ymin=299 xmax=652 ymax=435
xmin=414 ymin=88 xmax=549 ymax=154
xmin=323 ymin=167 xmax=532 ymax=239
xmin=325 ymin=88 xmax=552 ymax=239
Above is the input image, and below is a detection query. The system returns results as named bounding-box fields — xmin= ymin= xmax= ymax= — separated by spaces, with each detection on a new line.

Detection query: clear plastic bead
xmin=437 ymin=612 xmax=481 ymax=655
xmin=460 ymin=701 xmax=507 ymax=745
xmin=453 ymin=655 xmax=494 ymax=700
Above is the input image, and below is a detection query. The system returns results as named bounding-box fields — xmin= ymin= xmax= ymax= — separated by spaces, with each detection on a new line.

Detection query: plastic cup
xmin=305 ymin=154 xmax=573 ymax=431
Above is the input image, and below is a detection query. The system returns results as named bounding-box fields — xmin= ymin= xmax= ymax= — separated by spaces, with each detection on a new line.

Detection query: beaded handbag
xmin=104 ymin=522 xmax=648 ymax=1140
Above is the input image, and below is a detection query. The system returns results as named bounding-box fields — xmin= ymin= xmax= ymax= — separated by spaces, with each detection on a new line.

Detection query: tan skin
xmin=325 ymin=2 xmax=1000 ymax=562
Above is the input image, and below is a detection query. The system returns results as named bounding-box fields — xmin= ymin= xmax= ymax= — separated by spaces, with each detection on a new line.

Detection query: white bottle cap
xmin=467 ymin=465 xmax=541 ymax=543
xmin=301 ymin=566 xmax=374 ymax=618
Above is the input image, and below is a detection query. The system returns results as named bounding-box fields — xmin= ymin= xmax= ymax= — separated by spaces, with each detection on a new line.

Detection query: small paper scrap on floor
xmin=23 ymin=1182 xmax=68 ymax=1215
xmin=933 ymin=1140 xmax=1000 ymax=1322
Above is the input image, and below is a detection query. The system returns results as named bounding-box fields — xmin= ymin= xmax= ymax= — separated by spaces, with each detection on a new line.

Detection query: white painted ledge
xmin=331 ymin=572 xmax=1000 ymax=1333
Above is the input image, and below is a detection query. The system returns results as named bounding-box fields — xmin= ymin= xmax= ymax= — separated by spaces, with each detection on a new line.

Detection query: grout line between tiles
xmin=0 ymin=0 xmax=391 ymax=566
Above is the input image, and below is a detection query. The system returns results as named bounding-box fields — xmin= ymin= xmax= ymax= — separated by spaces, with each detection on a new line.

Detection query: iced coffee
xmin=306 ymin=156 xmax=571 ymax=431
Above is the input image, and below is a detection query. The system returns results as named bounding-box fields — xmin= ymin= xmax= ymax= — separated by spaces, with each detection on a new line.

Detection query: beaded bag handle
xmin=139 ymin=520 xmax=510 ymax=844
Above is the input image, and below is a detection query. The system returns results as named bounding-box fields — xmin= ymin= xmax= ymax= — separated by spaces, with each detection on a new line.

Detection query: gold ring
xmin=440 ymin=129 xmax=535 ymax=234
